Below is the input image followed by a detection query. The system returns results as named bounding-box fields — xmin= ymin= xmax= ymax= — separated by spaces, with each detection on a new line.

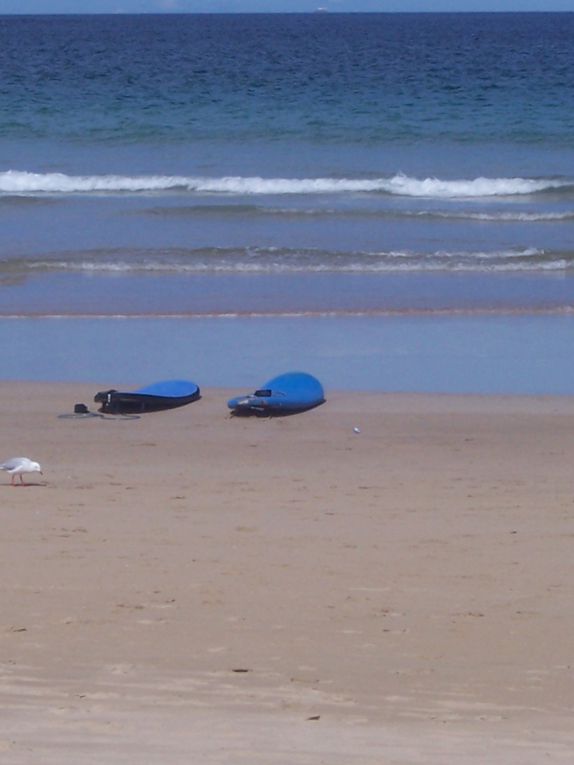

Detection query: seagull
xmin=0 ymin=457 xmax=43 ymax=486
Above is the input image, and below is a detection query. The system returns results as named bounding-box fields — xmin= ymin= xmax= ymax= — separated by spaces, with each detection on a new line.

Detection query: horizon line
xmin=1 ymin=10 xmax=573 ymax=15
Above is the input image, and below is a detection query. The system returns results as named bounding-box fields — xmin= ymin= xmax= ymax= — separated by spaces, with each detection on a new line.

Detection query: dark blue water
xmin=1 ymin=13 xmax=573 ymax=391
xmin=2 ymin=13 xmax=573 ymax=146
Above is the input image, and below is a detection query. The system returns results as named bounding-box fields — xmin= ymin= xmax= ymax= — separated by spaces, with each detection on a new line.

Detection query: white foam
xmin=423 ymin=210 xmax=574 ymax=222
xmin=14 ymin=246 xmax=569 ymax=274
xmin=382 ymin=175 xmax=566 ymax=198
xmin=0 ymin=171 xmax=188 ymax=194
xmin=0 ymin=170 xmax=569 ymax=198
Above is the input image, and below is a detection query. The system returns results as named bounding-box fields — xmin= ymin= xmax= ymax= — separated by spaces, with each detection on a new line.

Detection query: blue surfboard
xmin=228 ymin=372 xmax=325 ymax=416
xmin=95 ymin=379 xmax=200 ymax=414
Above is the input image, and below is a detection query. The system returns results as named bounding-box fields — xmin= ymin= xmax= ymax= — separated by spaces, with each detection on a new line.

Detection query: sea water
xmin=1 ymin=13 xmax=573 ymax=392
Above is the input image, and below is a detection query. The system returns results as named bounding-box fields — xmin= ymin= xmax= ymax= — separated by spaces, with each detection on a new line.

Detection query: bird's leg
xmin=19 ymin=474 xmax=25 ymax=485
xmin=11 ymin=474 xmax=16 ymax=486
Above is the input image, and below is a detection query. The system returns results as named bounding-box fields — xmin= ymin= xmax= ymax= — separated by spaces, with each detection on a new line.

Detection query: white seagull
xmin=0 ymin=457 xmax=43 ymax=486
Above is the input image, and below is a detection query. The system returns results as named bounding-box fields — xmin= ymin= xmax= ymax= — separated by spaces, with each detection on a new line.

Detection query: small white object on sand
xmin=0 ymin=457 xmax=43 ymax=486
xmin=353 ymin=427 xmax=361 ymax=434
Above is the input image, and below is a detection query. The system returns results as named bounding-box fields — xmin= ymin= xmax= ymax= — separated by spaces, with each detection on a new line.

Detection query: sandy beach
xmin=0 ymin=382 xmax=573 ymax=763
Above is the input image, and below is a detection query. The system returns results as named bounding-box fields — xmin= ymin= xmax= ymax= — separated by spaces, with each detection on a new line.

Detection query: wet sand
xmin=1 ymin=382 xmax=573 ymax=763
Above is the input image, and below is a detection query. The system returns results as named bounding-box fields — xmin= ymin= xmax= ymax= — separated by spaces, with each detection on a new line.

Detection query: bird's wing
xmin=0 ymin=458 xmax=27 ymax=471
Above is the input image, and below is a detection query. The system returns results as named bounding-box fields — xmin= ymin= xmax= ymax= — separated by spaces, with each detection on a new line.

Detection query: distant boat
xmin=94 ymin=379 xmax=200 ymax=414
xmin=227 ymin=372 xmax=325 ymax=416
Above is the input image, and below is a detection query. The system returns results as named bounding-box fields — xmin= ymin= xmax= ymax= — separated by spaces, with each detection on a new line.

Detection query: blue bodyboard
xmin=228 ymin=372 xmax=325 ymax=415
xmin=95 ymin=379 xmax=200 ymax=414
xmin=135 ymin=380 xmax=200 ymax=398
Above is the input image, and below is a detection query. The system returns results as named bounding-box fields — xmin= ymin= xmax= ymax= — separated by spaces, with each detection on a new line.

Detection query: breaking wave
xmin=2 ymin=246 xmax=573 ymax=274
xmin=142 ymin=204 xmax=574 ymax=223
xmin=1 ymin=170 xmax=572 ymax=198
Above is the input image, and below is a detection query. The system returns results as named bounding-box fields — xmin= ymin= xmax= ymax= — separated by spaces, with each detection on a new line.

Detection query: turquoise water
xmin=1 ymin=13 xmax=573 ymax=390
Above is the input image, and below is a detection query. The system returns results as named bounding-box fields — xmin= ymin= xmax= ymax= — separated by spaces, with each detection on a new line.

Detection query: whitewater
xmin=1 ymin=170 xmax=572 ymax=198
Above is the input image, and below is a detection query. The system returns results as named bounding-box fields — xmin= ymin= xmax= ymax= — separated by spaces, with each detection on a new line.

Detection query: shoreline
xmin=1 ymin=384 xmax=574 ymax=762
xmin=2 ymin=304 xmax=574 ymax=319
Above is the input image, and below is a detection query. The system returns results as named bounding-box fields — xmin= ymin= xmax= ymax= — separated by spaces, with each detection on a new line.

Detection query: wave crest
xmin=0 ymin=170 xmax=570 ymax=198
xmin=2 ymin=246 xmax=571 ymax=275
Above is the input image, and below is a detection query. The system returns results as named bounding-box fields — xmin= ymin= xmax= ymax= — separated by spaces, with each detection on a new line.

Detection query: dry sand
xmin=1 ymin=382 xmax=573 ymax=763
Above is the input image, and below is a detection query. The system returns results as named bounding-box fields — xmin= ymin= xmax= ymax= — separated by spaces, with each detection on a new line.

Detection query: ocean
xmin=1 ymin=12 xmax=574 ymax=393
